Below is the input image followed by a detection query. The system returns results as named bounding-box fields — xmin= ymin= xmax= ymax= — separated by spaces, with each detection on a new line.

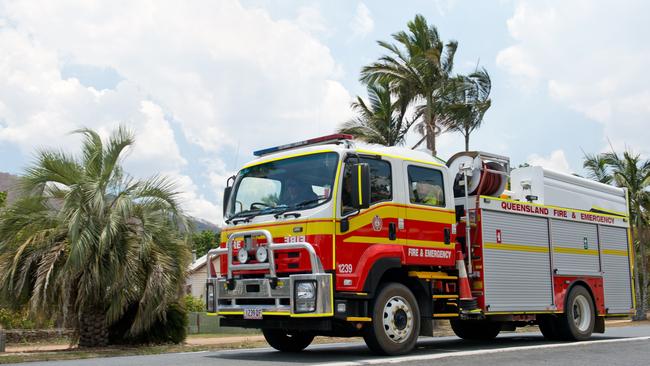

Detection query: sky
xmin=0 ymin=0 xmax=648 ymax=223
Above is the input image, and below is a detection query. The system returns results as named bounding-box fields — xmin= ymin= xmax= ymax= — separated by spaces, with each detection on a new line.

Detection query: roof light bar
xmin=253 ymin=134 xmax=354 ymax=157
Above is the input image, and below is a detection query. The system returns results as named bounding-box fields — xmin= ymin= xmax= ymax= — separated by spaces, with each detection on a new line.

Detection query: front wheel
xmin=363 ymin=283 xmax=420 ymax=355
xmin=262 ymin=329 xmax=314 ymax=352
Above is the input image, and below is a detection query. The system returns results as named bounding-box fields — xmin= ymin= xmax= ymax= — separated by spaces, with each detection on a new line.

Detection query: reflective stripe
xmin=554 ymin=247 xmax=599 ymax=256
xmin=484 ymin=242 xmax=549 ymax=253
xmin=357 ymin=164 xmax=363 ymax=206
xmin=343 ymin=235 xmax=448 ymax=248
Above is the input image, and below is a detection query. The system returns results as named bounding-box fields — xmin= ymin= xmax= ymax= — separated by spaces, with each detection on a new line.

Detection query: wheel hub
xmin=571 ymin=294 xmax=591 ymax=332
xmin=382 ymin=296 xmax=413 ymax=343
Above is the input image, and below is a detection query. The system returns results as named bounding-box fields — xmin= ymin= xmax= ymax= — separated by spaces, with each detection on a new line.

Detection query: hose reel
xmin=447 ymin=151 xmax=510 ymax=198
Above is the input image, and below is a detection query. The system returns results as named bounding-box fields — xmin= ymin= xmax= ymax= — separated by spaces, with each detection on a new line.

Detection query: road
xmin=9 ymin=324 xmax=650 ymax=366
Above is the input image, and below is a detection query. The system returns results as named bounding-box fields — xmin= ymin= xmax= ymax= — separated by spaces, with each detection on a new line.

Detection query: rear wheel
xmin=262 ymin=329 xmax=314 ymax=352
xmin=556 ymin=286 xmax=595 ymax=341
xmin=450 ymin=319 xmax=501 ymax=340
xmin=363 ymin=283 xmax=420 ymax=355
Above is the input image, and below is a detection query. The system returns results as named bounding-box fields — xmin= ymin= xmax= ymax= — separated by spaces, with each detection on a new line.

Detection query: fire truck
xmin=205 ymin=134 xmax=634 ymax=355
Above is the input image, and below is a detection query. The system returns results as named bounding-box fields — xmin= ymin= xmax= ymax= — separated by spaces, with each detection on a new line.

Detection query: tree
xmin=583 ymin=153 xmax=613 ymax=184
xmin=0 ymin=191 xmax=6 ymax=208
xmin=442 ymin=68 xmax=492 ymax=151
xmin=361 ymin=14 xmax=458 ymax=155
xmin=583 ymin=149 xmax=650 ymax=320
xmin=0 ymin=127 xmax=191 ymax=346
xmin=338 ymin=80 xmax=414 ymax=146
xmin=191 ymin=230 xmax=218 ymax=258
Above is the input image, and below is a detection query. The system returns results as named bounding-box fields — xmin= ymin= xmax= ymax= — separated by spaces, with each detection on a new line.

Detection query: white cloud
xmin=497 ymin=0 xmax=650 ymax=155
xmin=295 ymin=5 xmax=329 ymax=36
xmin=350 ymin=3 xmax=374 ymax=39
xmin=0 ymin=0 xmax=354 ymax=222
xmin=527 ymin=149 xmax=571 ymax=173
xmin=434 ymin=0 xmax=458 ymax=16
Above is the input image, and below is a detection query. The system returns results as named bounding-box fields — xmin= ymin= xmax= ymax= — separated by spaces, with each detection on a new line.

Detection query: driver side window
xmin=341 ymin=157 xmax=392 ymax=215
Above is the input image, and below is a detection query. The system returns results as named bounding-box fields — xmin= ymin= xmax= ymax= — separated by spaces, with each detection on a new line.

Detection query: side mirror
xmin=351 ymin=163 xmax=371 ymax=210
xmin=222 ymin=186 xmax=232 ymax=217
xmin=222 ymin=175 xmax=236 ymax=217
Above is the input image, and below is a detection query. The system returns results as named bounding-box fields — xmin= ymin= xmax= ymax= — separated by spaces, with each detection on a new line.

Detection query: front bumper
xmin=207 ymin=273 xmax=333 ymax=317
xmin=206 ymin=229 xmax=333 ymax=318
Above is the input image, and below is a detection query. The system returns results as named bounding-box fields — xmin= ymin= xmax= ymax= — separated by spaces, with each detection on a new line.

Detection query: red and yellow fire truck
xmin=205 ymin=134 xmax=634 ymax=355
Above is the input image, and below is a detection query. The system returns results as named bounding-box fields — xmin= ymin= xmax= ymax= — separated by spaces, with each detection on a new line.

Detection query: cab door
xmin=334 ymin=155 xmax=404 ymax=290
xmin=402 ymin=162 xmax=455 ymax=266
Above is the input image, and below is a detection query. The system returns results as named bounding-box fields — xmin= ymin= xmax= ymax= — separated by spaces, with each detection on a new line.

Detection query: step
xmin=432 ymin=294 xmax=459 ymax=299
xmin=408 ymin=271 xmax=458 ymax=280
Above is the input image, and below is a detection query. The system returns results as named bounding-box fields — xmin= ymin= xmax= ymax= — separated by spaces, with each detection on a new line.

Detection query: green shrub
xmin=183 ymin=295 xmax=205 ymax=312
xmin=108 ymin=303 xmax=188 ymax=345
xmin=0 ymin=308 xmax=52 ymax=329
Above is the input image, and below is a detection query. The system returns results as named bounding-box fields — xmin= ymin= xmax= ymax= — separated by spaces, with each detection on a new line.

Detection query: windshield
xmin=226 ymin=152 xmax=339 ymax=218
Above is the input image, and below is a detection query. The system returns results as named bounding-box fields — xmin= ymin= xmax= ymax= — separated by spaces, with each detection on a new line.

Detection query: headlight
xmin=294 ymin=280 xmax=317 ymax=313
xmin=296 ymin=281 xmax=316 ymax=299
xmin=237 ymin=248 xmax=249 ymax=263
xmin=255 ymin=246 xmax=268 ymax=263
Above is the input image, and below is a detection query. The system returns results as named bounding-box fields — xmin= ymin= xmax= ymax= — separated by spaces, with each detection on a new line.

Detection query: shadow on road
xmin=209 ymin=334 xmax=624 ymax=364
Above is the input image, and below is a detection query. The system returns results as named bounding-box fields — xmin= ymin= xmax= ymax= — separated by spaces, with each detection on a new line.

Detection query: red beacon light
xmin=253 ymin=134 xmax=354 ymax=157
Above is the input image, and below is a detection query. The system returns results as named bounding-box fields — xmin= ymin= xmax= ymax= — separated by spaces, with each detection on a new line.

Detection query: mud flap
xmin=594 ymin=316 xmax=605 ymax=333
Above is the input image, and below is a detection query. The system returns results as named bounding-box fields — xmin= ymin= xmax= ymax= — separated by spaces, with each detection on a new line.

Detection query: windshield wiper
xmin=225 ymin=209 xmax=260 ymax=224
xmin=273 ymin=198 xmax=325 ymax=219
xmin=294 ymin=198 xmax=324 ymax=208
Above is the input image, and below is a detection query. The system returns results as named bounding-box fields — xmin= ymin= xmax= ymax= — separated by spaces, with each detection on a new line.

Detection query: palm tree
xmin=583 ymin=152 xmax=614 ymax=184
xmin=0 ymin=127 xmax=191 ymax=346
xmin=360 ymin=14 xmax=458 ymax=156
xmin=583 ymin=149 xmax=650 ymax=320
xmin=441 ymin=68 xmax=492 ymax=151
xmin=338 ymin=81 xmax=414 ymax=146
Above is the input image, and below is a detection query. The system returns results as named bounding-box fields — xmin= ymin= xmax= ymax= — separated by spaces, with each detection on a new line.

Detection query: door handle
xmin=444 ymin=227 xmax=451 ymax=244
xmin=388 ymin=222 xmax=397 ymax=240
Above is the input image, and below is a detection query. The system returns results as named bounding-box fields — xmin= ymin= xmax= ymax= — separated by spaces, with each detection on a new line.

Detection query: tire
xmin=537 ymin=315 xmax=562 ymax=341
xmin=262 ymin=329 xmax=314 ymax=352
xmin=363 ymin=283 xmax=421 ymax=355
xmin=556 ymin=286 xmax=595 ymax=341
xmin=450 ymin=319 xmax=501 ymax=341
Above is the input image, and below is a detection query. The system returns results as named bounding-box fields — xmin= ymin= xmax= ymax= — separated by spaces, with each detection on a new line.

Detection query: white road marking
xmin=175 ymin=351 xmax=209 ymax=355
xmin=314 ymin=336 xmax=650 ymax=366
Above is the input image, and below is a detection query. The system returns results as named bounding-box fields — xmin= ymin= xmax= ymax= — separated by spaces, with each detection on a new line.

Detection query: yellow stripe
xmin=346 ymin=317 xmax=372 ymax=322
xmin=433 ymin=313 xmax=459 ymax=317
xmin=242 ymin=149 xmax=336 ymax=169
xmin=355 ymin=149 xmax=444 ymax=167
xmin=357 ymin=164 xmax=363 ymax=206
xmin=484 ymin=242 xmax=549 ymax=253
xmin=344 ymin=235 xmax=448 ymax=248
xmin=592 ymin=205 xmax=627 ymax=216
xmin=554 ymin=247 xmax=599 ymax=256
xmin=433 ymin=295 xmax=459 ymax=299
xmin=486 ymin=311 xmax=562 ymax=315
xmin=408 ymin=271 xmax=457 ymax=280
xmin=405 ymin=206 xmax=456 ymax=224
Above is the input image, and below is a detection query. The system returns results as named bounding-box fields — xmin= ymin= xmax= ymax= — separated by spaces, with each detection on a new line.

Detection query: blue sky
xmin=0 ymin=0 xmax=648 ymax=223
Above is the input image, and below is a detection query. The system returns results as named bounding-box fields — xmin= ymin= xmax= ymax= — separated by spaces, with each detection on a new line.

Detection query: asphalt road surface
xmin=10 ymin=324 xmax=650 ymax=366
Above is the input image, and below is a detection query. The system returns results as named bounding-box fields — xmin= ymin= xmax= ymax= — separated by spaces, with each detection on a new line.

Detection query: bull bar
xmin=205 ymin=229 xmax=332 ymax=317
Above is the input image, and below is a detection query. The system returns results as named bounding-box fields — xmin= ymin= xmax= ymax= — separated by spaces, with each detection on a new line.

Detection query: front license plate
xmin=243 ymin=308 xmax=263 ymax=320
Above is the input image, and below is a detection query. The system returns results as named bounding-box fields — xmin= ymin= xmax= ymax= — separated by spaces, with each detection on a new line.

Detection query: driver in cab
xmin=282 ymin=180 xmax=317 ymax=207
